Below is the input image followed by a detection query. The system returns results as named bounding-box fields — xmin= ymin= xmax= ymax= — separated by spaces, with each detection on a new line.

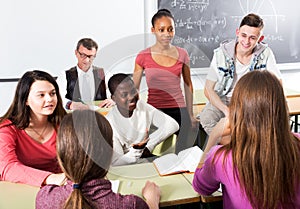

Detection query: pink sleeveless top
xmin=135 ymin=46 xmax=190 ymax=108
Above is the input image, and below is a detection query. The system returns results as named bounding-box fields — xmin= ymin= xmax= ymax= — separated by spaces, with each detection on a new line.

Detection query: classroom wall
xmin=1 ymin=0 xmax=299 ymax=115
xmin=0 ymin=0 xmax=147 ymax=114
xmin=0 ymin=0 xmax=146 ymax=78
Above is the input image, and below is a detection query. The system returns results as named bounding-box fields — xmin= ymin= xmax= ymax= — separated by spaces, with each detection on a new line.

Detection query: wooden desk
xmin=0 ymin=182 xmax=39 ymax=209
xmin=193 ymin=89 xmax=207 ymax=117
xmin=285 ymin=88 xmax=300 ymax=98
xmin=93 ymin=101 xmax=112 ymax=115
xmin=192 ymin=89 xmax=300 ymax=132
xmin=95 ymin=107 xmax=111 ymax=116
xmin=287 ymin=97 xmax=300 ymax=132
xmin=287 ymin=97 xmax=300 ymax=116
xmin=0 ymin=163 xmax=222 ymax=208
xmin=183 ymin=173 xmax=223 ymax=203
xmin=107 ymin=163 xmax=201 ymax=207
xmin=193 ymin=89 xmax=207 ymax=105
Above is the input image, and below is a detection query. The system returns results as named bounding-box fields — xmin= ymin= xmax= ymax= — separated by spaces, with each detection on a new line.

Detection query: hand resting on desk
xmin=142 ymin=181 xmax=161 ymax=209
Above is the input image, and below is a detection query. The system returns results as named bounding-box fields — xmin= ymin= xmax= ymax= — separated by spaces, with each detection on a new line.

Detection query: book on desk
xmin=153 ymin=146 xmax=203 ymax=176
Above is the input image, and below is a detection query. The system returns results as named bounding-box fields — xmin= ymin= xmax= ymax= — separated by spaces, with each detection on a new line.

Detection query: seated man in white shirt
xmin=106 ymin=73 xmax=179 ymax=166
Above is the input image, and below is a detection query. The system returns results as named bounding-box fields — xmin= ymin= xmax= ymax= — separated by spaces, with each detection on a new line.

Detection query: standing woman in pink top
xmin=0 ymin=70 xmax=66 ymax=187
xmin=133 ymin=9 xmax=198 ymax=153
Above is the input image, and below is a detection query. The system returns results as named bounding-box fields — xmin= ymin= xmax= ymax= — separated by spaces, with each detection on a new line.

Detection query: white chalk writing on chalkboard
xmin=175 ymin=17 xmax=227 ymax=32
xmin=171 ymin=0 xmax=209 ymax=12
xmin=173 ymin=35 xmax=221 ymax=44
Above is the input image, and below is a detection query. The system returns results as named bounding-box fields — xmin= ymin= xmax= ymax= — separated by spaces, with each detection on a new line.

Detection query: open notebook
xmin=153 ymin=146 xmax=203 ymax=176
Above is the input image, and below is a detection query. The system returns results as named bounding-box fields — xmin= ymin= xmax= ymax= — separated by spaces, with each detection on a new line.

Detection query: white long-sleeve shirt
xmin=106 ymin=100 xmax=179 ymax=166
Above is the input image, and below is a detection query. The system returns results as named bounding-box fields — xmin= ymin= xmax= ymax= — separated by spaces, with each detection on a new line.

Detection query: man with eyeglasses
xmin=63 ymin=38 xmax=114 ymax=110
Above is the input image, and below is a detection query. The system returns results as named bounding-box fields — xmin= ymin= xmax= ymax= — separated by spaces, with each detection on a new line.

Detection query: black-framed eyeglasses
xmin=77 ymin=51 xmax=96 ymax=60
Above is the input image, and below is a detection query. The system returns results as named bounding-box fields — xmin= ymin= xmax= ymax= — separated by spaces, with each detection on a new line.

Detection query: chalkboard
xmin=158 ymin=0 xmax=300 ymax=68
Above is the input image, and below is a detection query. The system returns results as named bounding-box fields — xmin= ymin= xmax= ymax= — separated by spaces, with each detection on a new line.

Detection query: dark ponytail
xmin=151 ymin=9 xmax=174 ymax=27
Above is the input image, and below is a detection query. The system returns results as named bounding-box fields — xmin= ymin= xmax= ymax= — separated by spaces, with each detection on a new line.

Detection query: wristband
xmin=65 ymin=101 xmax=72 ymax=110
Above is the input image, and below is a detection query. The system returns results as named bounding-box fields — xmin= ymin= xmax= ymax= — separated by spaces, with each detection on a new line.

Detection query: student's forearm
xmin=148 ymin=112 xmax=179 ymax=150
xmin=199 ymin=117 xmax=230 ymax=165
xmin=200 ymin=130 xmax=220 ymax=164
xmin=206 ymin=90 xmax=228 ymax=116
xmin=146 ymin=200 xmax=159 ymax=209
xmin=184 ymin=86 xmax=194 ymax=119
xmin=143 ymin=181 xmax=160 ymax=209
